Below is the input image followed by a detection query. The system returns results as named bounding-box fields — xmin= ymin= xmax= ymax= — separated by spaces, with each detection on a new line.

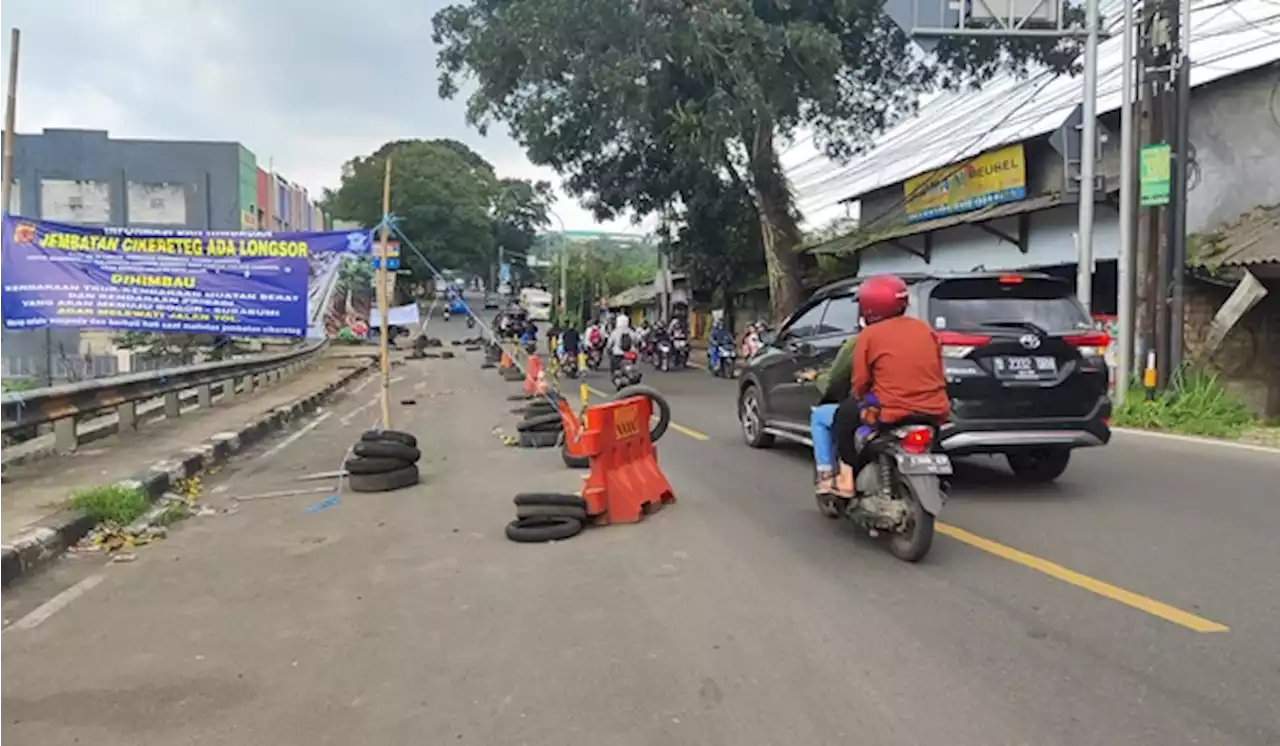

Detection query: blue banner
xmin=1 ymin=216 xmax=370 ymax=338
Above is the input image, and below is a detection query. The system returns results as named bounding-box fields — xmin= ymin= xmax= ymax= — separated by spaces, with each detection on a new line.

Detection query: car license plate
xmin=992 ymin=355 xmax=1057 ymax=380
xmin=896 ymin=453 xmax=953 ymax=475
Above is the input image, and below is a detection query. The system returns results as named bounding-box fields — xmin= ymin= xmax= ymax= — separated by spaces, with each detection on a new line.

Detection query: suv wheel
xmin=738 ymin=385 xmax=774 ymax=448
xmin=1005 ymin=448 xmax=1071 ymax=484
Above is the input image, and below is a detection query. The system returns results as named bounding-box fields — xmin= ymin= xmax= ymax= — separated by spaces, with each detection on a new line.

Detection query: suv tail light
xmin=1064 ymin=331 xmax=1110 ymax=357
xmin=937 ymin=331 xmax=991 ymax=359
xmin=900 ymin=427 xmax=933 ymax=454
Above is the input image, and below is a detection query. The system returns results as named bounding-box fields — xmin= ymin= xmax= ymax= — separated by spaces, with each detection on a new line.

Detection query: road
xmin=3 ymin=314 xmax=1279 ymax=745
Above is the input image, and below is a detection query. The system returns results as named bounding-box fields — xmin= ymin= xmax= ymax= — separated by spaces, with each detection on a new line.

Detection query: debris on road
xmin=303 ymin=496 xmax=341 ymax=514
xmin=110 ymin=552 xmax=137 ymax=563
xmin=233 ymin=486 xmax=336 ymax=502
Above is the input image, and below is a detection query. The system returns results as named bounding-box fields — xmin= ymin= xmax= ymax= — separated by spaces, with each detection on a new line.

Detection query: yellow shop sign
xmin=904 ymin=144 xmax=1027 ymax=222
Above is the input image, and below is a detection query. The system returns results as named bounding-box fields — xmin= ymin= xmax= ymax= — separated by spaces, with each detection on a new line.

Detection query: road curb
xmin=0 ymin=360 xmax=374 ymax=587
xmin=1111 ymin=426 xmax=1280 ymax=454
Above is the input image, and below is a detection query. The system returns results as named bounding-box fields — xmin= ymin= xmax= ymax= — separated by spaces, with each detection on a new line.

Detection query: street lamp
xmin=547 ymin=208 xmax=568 ymax=321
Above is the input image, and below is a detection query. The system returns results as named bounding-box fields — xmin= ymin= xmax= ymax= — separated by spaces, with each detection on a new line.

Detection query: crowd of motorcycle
xmin=487 ymin=305 xmax=772 ymax=392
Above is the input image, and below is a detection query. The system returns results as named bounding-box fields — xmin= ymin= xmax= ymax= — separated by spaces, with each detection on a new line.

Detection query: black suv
xmin=736 ymin=271 xmax=1111 ymax=483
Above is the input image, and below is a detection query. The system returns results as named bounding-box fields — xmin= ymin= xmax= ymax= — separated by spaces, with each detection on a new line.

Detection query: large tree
xmin=325 ymin=139 xmax=498 ymax=281
xmin=433 ymin=0 xmax=1080 ymax=319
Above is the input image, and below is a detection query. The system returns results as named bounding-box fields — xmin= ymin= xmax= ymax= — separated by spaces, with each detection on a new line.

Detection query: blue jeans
xmin=810 ymin=403 xmax=838 ymax=471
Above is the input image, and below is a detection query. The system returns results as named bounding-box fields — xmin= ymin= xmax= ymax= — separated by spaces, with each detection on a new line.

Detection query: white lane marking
xmin=390 ymin=376 xmax=406 ymax=384
xmin=1112 ymin=427 xmax=1280 ymax=455
xmin=261 ymin=411 xmax=333 ymax=459
xmin=340 ymin=395 xmax=381 ymax=426
xmin=352 ymin=376 xmax=377 ymax=394
xmin=7 ymin=574 xmax=106 ymax=632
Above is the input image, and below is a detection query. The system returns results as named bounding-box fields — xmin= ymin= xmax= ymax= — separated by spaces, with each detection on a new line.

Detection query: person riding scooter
xmin=606 ymin=315 xmax=640 ymax=372
xmin=816 ymin=274 xmax=950 ymax=517
xmin=707 ymin=319 xmax=734 ymax=372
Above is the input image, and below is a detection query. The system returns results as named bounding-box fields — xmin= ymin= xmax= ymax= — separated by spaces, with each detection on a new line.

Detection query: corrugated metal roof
xmin=788 ymin=0 xmax=1280 ymax=221
xmin=809 ymin=193 xmax=1065 ymax=255
xmin=1192 ymin=204 xmax=1280 ymax=267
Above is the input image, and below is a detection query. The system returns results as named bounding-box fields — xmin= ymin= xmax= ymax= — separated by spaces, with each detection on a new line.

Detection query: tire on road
xmin=519 ymin=430 xmax=562 ymax=448
xmin=505 ymin=516 xmax=583 ymax=543
xmin=441 ymin=351 xmax=455 ymax=359
xmin=481 ymin=362 xmax=496 ymax=369
xmin=1005 ymin=449 xmax=1072 ymax=484
xmin=513 ymin=492 xmax=587 ymax=509
xmin=561 ymin=442 xmax=590 ymax=469
xmin=517 ymin=413 xmax=563 ymax=432
xmin=353 ymin=440 xmax=421 ymax=462
xmin=506 ymin=393 xmax=532 ymax=402
xmin=349 ymin=464 xmax=420 ymax=493
xmin=611 ymin=384 xmax=671 ymax=443
xmin=515 ymin=503 xmax=588 ymax=520
xmin=361 ymin=429 xmax=418 ymax=448
xmin=344 ymin=456 xmax=411 ymax=475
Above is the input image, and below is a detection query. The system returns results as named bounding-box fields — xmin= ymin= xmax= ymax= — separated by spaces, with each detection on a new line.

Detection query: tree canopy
xmin=433 ymin=0 xmax=1081 ymax=319
xmin=324 ymin=138 xmax=552 ymax=285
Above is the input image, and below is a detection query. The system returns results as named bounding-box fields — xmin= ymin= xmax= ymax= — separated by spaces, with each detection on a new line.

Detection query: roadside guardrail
xmin=2 ymin=340 xmax=329 ymax=455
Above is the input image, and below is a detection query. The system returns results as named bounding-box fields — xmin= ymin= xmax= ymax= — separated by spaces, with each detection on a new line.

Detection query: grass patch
xmin=152 ymin=501 xmax=191 ymax=526
xmin=1112 ymin=367 xmax=1256 ymax=439
xmin=69 ymin=484 xmax=151 ymax=525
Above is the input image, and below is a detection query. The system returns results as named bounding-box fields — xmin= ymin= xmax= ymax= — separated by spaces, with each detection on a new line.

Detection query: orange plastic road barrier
xmin=522 ymin=355 xmax=544 ymax=395
xmin=579 ymin=395 xmax=675 ymax=525
xmin=499 ymin=349 xmax=514 ymax=369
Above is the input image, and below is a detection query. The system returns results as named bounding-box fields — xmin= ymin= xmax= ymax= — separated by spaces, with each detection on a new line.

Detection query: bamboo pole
xmin=3 ymin=29 xmax=22 ymax=214
xmin=377 ymin=157 xmax=393 ymax=429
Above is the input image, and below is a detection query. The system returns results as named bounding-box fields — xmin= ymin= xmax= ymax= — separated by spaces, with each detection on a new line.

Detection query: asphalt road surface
xmin=3 ymin=313 xmax=1278 ymax=745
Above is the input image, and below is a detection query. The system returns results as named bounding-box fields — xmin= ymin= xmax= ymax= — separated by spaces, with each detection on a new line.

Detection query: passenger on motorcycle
xmin=606 ymin=315 xmax=640 ymax=371
xmin=817 ymin=275 xmax=950 ymax=514
xmin=559 ymin=324 xmax=580 ymax=363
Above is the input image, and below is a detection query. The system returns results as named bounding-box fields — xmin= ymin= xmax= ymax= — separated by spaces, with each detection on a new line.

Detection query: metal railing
xmin=2 ymin=340 xmax=329 ymax=454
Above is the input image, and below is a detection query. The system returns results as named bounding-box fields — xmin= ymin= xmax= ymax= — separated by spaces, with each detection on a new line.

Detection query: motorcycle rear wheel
xmin=887 ymin=479 xmax=935 ymax=562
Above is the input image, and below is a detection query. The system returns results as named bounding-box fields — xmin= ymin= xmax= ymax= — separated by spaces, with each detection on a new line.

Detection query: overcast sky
xmin=1 ymin=0 xmax=659 ymax=233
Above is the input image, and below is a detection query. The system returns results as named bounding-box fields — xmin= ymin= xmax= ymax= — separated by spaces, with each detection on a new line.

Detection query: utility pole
xmin=1168 ymin=0 xmax=1192 ymax=374
xmin=2 ymin=29 xmax=19 ymax=215
xmin=1115 ymin=0 xmax=1137 ymax=405
xmin=1075 ymin=0 xmax=1100 ymax=314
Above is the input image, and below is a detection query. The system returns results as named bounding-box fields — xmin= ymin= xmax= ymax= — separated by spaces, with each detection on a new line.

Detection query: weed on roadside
xmin=152 ymin=501 xmax=192 ymax=526
xmin=1113 ymin=367 xmax=1256 ymax=439
xmin=69 ymin=483 xmax=150 ymax=525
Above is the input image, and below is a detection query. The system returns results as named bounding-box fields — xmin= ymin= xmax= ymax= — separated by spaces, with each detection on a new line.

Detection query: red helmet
xmin=859 ymin=274 xmax=909 ymax=324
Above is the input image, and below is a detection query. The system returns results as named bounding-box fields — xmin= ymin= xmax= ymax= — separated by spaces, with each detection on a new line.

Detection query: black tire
xmin=344 ymin=455 xmax=411 ymax=475
xmin=506 ymin=393 xmax=532 ymax=402
xmin=441 ymin=351 xmax=455 ymax=359
xmin=513 ymin=492 xmax=587 ymax=509
xmin=517 ymin=412 xmax=563 ymax=432
xmin=505 ymin=516 xmax=583 ymax=543
xmin=737 ymin=384 xmax=774 ymax=448
xmin=519 ymin=430 xmax=562 ymax=448
xmin=481 ymin=362 xmax=496 ymax=369
xmin=611 ymin=384 xmax=671 ymax=443
xmin=522 ymin=401 xmax=557 ymax=416
xmin=451 ymin=340 xmax=462 ymax=346
xmin=1005 ymin=449 xmax=1072 ymax=484
xmin=466 ymin=346 xmax=482 ymax=352
xmin=349 ymin=464 xmax=420 ymax=493
xmin=515 ymin=503 xmax=588 ymax=520
xmin=353 ymin=440 xmax=421 ymax=462
xmin=502 ymin=369 xmax=525 ymax=382
xmin=561 ymin=442 xmax=590 ymax=469
xmin=888 ymin=478 xmax=935 ymax=562
xmin=361 ymin=429 xmax=418 ymax=448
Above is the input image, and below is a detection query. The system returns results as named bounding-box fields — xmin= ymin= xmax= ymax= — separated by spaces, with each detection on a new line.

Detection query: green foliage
xmin=1 ymin=378 xmax=38 ymax=394
xmin=536 ymin=237 xmax=655 ymax=325
xmin=337 ymin=257 xmax=374 ymax=300
xmin=1112 ymin=368 xmax=1256 ymax=439
xmin=433 ymin=0 xmax=1082 ymax=319
xmin=112 ymin=332 xmax=246 ymax=365
xmin=70 ymin=483 xmax=150 ymax=526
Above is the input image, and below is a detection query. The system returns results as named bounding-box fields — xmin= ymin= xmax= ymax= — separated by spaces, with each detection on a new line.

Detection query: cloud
xmin=1 ymin=0 xmax=653 ymax=234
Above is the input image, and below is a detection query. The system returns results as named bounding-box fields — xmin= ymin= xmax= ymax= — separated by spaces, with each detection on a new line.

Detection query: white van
xmin=520 ymin=288 xmax=553 ymax=321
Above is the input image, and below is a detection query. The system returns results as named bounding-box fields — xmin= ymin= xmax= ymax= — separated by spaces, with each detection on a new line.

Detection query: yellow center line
xmin=586 ymin=385 xmax=711 ymax=441
xmin=936 ymin=522 xmax=1229 ymax=633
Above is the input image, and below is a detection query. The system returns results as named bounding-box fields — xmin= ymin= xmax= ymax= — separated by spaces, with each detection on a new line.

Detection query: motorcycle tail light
xmin=901 ymin=427 xmax=933 ymax=454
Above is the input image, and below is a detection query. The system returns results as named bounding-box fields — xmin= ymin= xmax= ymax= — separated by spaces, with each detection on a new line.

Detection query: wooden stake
xmin=377 ymin=157 xmax=393 ymax=429
xmin=2 ymin=29 xmax=21 ymax=214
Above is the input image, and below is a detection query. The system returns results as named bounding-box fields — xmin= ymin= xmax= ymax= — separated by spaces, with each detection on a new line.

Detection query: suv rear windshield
xmin=929 ymin=277 xmax=1093 ymax=334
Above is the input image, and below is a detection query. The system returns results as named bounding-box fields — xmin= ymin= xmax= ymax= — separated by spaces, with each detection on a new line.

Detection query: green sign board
xmin=1140 ymin=143 xmax=1171 ymax=207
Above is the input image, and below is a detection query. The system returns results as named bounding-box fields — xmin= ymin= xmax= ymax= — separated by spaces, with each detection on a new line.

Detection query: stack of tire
xmin=506 ymin=492 xmax=587 ymax=543
xmin=345 ymin=430 xmax=421 ymax=492
xmin=501 ymin=361 xmax=525 ymax=382
xmin=514 ymin=397 xmax=563 ymax=449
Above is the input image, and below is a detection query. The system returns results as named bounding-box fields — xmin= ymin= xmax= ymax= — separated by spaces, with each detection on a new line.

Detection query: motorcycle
xmin=710 ymin=344 xmax=736 ymax=378
xmin=466 ymin=316 xmax=475 ymax=329
xmin=585 ymin=345 xmax=604 ymax=371
xmin=560 ymin=352 xmax=580 ymax=379
xmin=832 ymin=418 xmax=950 ymax=563
xmin=671 ymin=336 xmax=689 ymax=368
xmin=654 ymin=338 xmax=674 ymax=372
xmin=611 ymin=350 xmax=643 ymax=391
xmin=443 ymin=308 xmax=451 ymax=322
